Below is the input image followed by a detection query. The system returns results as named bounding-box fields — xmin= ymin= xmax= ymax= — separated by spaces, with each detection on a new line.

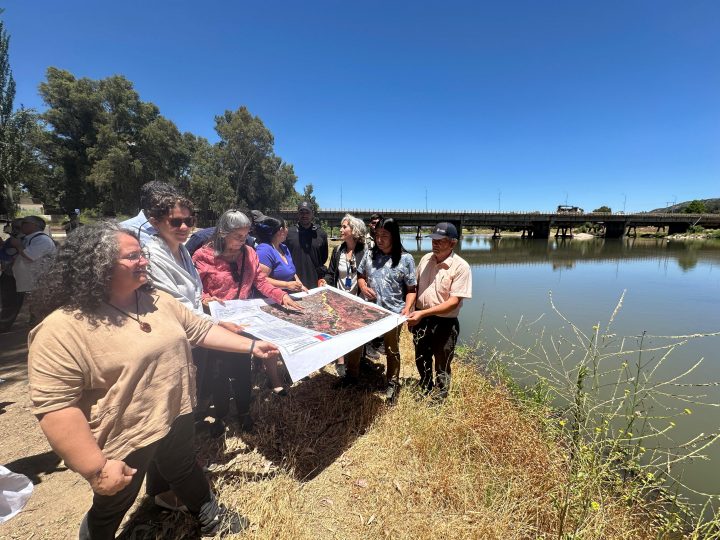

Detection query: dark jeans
xmin=0 ymin=273 xmax=23 ymax=331
xmin=208 ymin=350 xmax=252 ymax=420
xmin=411 ymin=316 xmax=460 ymax=392
xmin=78 ymin=414 xmax=211 ymax=540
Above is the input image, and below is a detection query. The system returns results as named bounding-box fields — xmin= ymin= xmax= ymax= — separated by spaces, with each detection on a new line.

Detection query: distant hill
xmin=650 ymin=198 xmax=720 ymax=213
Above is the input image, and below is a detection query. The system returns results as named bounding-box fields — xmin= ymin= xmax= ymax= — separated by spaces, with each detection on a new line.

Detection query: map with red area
xmin=259 ymin=288 xmax=389 ymax=336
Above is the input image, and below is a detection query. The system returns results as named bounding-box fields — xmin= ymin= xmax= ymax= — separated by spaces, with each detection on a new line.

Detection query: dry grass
xmin=118 ymin=328 xmax=665 ymax=539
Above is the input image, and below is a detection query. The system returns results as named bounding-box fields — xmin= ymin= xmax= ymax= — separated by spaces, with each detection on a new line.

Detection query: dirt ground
xmin=0 ymin=311 xmax=94 ymax=538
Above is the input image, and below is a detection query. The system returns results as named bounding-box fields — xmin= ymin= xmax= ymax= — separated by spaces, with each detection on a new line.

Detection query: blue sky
xmin=4 ymin=1 xmax=719 ymax=212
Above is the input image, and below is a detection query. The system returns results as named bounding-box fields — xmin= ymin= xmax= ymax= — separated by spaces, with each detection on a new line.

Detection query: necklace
xmin=105 ymin=290 xmax=152 ymax=333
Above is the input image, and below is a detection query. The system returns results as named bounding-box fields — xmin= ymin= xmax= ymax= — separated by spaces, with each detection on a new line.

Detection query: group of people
xmin=18 ymin=180 xmax=472 ymax=538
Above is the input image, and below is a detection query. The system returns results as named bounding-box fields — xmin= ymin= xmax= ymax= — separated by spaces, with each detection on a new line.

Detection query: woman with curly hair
xmin=318 ymin=213 xmax=368 ymax=382
xmin=28 ymin=222 xmax=280 ymax=538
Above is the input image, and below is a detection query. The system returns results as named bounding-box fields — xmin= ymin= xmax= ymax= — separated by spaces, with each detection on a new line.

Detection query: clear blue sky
xmin=4 ymin=1 xmax=719 ymax=212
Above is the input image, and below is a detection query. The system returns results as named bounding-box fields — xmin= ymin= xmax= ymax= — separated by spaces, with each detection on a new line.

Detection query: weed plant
xmin=483 ymin=291 xmax=720 ymax=538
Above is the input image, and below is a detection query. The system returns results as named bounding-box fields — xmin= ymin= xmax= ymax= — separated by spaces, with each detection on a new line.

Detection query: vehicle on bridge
xmin=557 ymin=205 xmax=584 ymax=214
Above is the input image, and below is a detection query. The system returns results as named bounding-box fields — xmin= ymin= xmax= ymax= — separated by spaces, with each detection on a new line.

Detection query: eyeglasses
xmin=167 ymin=216 xmax=196 ymax=228
xmin=119 ymin=249 xmax=150 ymax=262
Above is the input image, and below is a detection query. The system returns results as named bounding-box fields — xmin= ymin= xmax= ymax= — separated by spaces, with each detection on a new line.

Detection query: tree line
xmin=0 ymin=18 xmax=316 ymax=220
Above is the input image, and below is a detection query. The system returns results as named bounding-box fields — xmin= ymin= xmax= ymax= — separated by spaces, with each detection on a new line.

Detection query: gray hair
xmin=342 ymin=213 xmax=367 ymax=242
xmin=211 ymin=210 xmax=252 ymax=256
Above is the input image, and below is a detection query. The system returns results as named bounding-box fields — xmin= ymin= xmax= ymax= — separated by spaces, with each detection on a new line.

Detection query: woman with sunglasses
xmin=193 ymin=210 xmax=302 ymax=433
xmin=357 ymin=218 xmax=417 ymax=404
xmin=255 ymin=216 xmax=307 ymax=293
xmin=318 ymin=214 xmax=368 ymax=382
xmin=28 ymin=222 xmax=281 ymax=538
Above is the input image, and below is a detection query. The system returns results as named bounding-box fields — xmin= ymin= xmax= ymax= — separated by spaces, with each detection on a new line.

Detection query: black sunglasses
xmin=167 ymin=216 xmax=196 ymax=228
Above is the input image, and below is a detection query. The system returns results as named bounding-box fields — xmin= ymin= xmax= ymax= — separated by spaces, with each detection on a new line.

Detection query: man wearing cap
xmin=407 ymin=222 xmax=472 ymax=401
xmin=284 ymin=201 xmax=328 ymax=289
xmin=5 ymin=216 xmax=57 ymax=328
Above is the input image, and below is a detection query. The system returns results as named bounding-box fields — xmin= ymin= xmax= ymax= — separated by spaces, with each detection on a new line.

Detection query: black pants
xmin=0 ymin=273 xmax=23 ymax=330
xmin=78 ymin=414 xmax=211 ymax=540
xmin=208 ymin=350 xmax=252 ymax=420
xmin=411 ymin=316 xmax=460 ymax=392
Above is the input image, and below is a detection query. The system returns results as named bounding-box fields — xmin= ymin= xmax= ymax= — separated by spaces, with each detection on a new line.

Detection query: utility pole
xmin=622 ymin=193 xmax=627 ymax=213
xmin=498 ymin=190 xmax=502 ymax=212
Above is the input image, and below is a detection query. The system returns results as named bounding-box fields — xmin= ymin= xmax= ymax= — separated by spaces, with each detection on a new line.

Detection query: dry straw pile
xmin=119 ymin=329 xmax=663 ymax=539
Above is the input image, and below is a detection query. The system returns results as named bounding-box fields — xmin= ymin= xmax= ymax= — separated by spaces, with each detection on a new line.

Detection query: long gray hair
xmin=211 ymin=210 xmax=252 ymax=256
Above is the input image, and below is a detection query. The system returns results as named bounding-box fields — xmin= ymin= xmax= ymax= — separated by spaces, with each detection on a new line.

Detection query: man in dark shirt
xmin=284 ymin=201 xmax=328 ymax=289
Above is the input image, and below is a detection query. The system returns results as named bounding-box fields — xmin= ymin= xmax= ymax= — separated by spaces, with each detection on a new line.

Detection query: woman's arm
xmin=400 ymin=286 xmax=417 ymax=317
xmin=38 ymin=407 xmax=136 ymax=495
xmin=198 ymin=325 xmax=281 ymax=359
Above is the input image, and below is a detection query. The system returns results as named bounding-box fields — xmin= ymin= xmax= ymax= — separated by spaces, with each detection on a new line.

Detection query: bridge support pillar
xmin=604 ymin=222 xmax=625 ymax=238
xmin=531 ymin=221 xmax=550 ymax=239
xmin=450 ymin=220 xmax=463 ymax=238
xmin=668 ymin=222 xmax=689 ymax=235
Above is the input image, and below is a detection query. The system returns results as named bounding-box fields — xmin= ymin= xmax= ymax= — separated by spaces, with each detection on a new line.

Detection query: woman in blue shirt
xmin=256 ymin=216 xmax=307 ymax=293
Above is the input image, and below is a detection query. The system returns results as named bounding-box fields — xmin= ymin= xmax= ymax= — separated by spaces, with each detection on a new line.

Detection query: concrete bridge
xmin=276 ymin=209 xmax=720 ymax=238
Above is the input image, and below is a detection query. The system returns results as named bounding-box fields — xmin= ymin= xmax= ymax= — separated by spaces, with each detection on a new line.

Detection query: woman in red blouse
xmin=192 ymin=210 xmax=302 ymax=434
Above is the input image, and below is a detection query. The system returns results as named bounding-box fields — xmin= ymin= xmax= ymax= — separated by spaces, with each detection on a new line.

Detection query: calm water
xmin=404 ymin=234 xmax=720 ymax=503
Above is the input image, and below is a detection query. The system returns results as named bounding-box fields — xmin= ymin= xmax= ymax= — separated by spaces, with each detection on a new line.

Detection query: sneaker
xmin=335 ymin=362 xmax=347 ymax=377
xmin=154 ymin=491 xmax=188 ymax=513
xmin=208 ymin=419 xmax=226 ymax=439
xmin=384 ymin=382 xmax=399 ymax=405
xmin=199 ymin=501 xmax=249 ymax=537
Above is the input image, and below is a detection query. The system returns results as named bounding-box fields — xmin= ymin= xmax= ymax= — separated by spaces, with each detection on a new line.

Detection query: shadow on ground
xmin=4 ymin=450 xmax=66 ymax=485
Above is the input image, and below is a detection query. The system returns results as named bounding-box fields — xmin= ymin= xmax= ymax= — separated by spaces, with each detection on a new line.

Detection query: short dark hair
xmin=370 ymin=213 xmax=383 ymax=222
xmin=140 ymin=181 xmax=179 ymax=214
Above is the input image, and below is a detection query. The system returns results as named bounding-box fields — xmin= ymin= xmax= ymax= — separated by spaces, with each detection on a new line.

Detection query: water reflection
xmin=405 ymin=235 xmax=720 ymax=273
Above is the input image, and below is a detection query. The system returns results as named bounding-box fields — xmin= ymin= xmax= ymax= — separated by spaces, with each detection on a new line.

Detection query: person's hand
xmin=400 ymin=305 xmax=413 ymax=318
xmin=317 ymin=279 xmax=327 ymax=287
xmin=218 ymin=321 xmax=247 ymax=334
xmin=252 ymin=340 xmax=281 ymax=360
xmin=286 ymin=279 xmax=304 ymax=292
xmin=88 ymin=459 xmax=136 ymax=496
xmin=405 ymin=310 xmax=424 ymax=327
xmin=362 ymin=286 xmax=377 ymax=301
xmin=202 ymin=296 xmax=226 ymax=307
xmin=281 ymin=295 xmax=304 ymax=311
xmin=8 ymin=237 xmax=22 ymax=249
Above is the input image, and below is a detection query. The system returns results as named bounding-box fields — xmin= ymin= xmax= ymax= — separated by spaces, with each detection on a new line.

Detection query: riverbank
xmin=1 ymin=320 xmax=692 ymax=539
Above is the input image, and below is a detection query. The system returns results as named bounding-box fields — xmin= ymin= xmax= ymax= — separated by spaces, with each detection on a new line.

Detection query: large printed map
xmin=260 ymin=288 xmax=387 ymax=336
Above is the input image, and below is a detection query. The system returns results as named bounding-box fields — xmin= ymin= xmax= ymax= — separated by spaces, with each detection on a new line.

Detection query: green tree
xmin=39 ymin=68 xmax=190 ymax=214
xmin=214 ymin=107 xmax=297 ymax=212
xmin=0 ymin=12 xmax=17 ymax=215
xmin=285 ymin=183 xmax=319 ymax=213
xmin=593 ymin=205 xmax=612 ymax=213
xmin=683 ymin=200 xmax=707 ymax=214
xmin=186 ymin=134 xmax=234 ymax=221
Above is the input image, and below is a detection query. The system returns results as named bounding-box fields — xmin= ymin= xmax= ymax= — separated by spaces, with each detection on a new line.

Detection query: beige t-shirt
xmin=415 ymin=252 xmax=472 ymax=318
xmin=28 ymin=290 xmax=214 ymax=460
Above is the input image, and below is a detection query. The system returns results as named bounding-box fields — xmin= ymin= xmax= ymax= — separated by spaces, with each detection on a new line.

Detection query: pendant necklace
xmin=105 ymin=290 xmax=152 ymax=333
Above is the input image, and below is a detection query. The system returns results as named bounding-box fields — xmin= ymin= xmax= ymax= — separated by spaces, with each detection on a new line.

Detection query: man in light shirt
xmin=7 ymin=216 xmax=56 ymax=327
xmin=407 ymin=222 xmax=472 ymax=401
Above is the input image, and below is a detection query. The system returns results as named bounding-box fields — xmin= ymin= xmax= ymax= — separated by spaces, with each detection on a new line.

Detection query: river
xmin=404 ymin=234 xmax=720 ymax=505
